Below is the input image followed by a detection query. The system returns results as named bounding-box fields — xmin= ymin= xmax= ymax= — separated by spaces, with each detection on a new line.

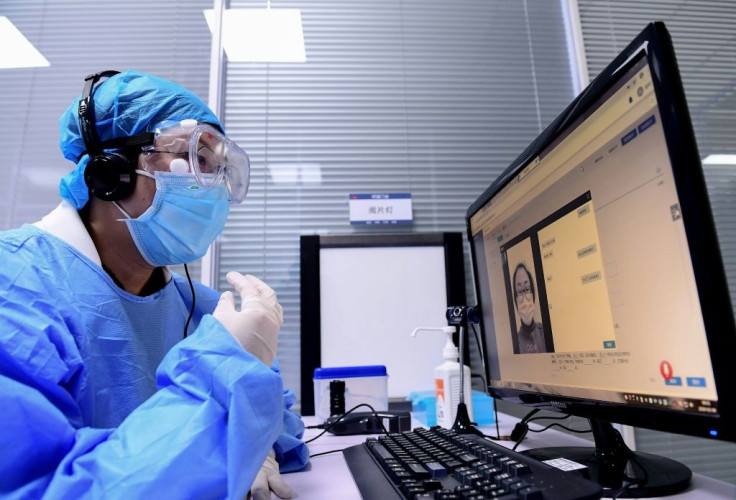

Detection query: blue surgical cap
xmin=59 ymin=70 xmax=223 ymax=209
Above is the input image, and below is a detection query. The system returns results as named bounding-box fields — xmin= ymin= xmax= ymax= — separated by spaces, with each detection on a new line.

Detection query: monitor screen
xmin=466 ymin=22 xmax=736 ymax=495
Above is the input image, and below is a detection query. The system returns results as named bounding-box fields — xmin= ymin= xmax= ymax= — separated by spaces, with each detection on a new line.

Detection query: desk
xmin=284 ymin=413 xmax=736 ymax=499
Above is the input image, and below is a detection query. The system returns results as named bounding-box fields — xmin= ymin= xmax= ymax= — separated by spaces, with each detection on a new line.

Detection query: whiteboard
xmin=319 ymin=246 xmax=450 ymax=398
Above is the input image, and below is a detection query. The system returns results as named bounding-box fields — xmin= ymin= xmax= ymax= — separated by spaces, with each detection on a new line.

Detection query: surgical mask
xmin=517 ymin=295 xmax=535 ymax=326
xmin=114 ymin=170 xmax=229 ymax=267
xmin=141 ymin=119 xmax=250 ymax=203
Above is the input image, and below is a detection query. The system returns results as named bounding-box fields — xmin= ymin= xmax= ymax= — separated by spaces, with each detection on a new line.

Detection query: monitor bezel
xmin=465 ymin=22 xmax=736 ymax=442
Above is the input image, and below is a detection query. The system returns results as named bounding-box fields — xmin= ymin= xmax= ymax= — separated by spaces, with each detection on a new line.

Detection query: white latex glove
xmin=248 ymin=450 xmax=293 ymax=500
xmin=213 ymin=272 xmax=283 ymax=366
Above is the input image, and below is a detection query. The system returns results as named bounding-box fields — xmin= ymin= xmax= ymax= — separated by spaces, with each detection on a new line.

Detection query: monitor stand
xmin=521 ymin=419 xmax=692 ymax=498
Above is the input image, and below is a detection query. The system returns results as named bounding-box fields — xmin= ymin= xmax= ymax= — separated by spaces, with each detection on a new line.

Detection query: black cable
xmin=183 ymin=263 xmax=195 ymax=339
xmin=304 ymin=403 xmax=388 ymax=444
xmin=511 ymin=409 xmax=541 ymax=451
xmin=309 ymin=448 xmax=346 ymax=459
xmin=610 ymin=476 xmax=646 ymax=499
xmin=523 ymin=415 xmax=592 ymax=435
xmin=470 ymin=324 xmax=487 ymax=379
xmin=611 ymin=481 xmax=641 ymax=500
xmin=527 ymin=422 xmax=592 ymax=434
xmin=510 ymin=414 xmax=592 ymax=451
xmin=609 ymin=454 xmax=649 ymax=498
xmin=480 ymin=402 xmax=507 ymax=441
xmin=527 ymin=415 xmax=569 ymax=422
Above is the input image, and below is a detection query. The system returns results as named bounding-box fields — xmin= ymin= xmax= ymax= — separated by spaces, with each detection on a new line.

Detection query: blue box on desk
xmin=408 ymin=390 xmax=495 ymax=426
xmin=313 ymin=365 xmax=388 ymax=421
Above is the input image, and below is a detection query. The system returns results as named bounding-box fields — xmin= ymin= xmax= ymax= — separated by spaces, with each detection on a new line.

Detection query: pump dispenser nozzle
xmin=410 ymin=326 xmax=458 ymax=361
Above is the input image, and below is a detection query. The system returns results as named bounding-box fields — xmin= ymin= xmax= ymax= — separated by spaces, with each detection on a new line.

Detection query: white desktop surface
xmin=282 ymin=413 xmax=736 ymax=500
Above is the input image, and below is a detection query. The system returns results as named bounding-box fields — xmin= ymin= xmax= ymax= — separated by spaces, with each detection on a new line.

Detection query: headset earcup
xmin=84 ymin=153 xmax=137 ymax=201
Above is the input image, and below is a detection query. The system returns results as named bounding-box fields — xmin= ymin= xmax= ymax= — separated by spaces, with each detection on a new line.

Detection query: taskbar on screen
xmin=622 ymin=392 xmax=717 ymax=415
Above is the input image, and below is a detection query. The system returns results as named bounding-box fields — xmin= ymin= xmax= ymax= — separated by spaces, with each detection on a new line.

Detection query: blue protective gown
xmin=0 ymin=202 xmax=308 ymax=499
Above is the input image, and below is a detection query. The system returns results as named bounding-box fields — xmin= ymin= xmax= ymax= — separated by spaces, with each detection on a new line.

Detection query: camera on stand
xmin=446 ymin=305 xmax=479 ymax=326
xmin=444 ymin=304 xmax=482 ymax=435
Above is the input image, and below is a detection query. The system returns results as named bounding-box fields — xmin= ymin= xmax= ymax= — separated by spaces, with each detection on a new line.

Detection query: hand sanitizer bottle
xmin=411 ymin=326 xmax=473 ymax=428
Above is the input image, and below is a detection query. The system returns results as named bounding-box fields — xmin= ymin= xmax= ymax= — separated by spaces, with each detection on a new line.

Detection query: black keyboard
xmin=343 ymin=426 xmax=602 ymax=499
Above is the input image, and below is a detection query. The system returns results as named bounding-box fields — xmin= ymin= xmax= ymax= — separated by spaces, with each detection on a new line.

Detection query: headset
xmin=78 ymin=70 xmax=152 ymax=202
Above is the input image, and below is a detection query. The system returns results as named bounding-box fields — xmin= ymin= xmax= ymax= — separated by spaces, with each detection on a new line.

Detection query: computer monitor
xmin=466 ymin=22 xmax=736 ymax=497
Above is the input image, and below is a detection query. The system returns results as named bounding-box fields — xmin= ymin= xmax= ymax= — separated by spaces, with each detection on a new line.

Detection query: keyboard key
xmin=442 ymin=459 xmax=463 ymax=470
xmin=493 ymin=472 xmax=511 ymax=486
xmin=421 ymin=479 xmax=443 ymax=491
xmin=435 ymin=492 xmax=460 ymax=500
xmin=456 ymin=453 xmax=479 ymax=465
xmin=480 ymin=483 xmax=501 ymax=495
xmin=369 ymin=443 xmax=394 ymax=461
xmin=482 ymin=466 xmax=503 ymax=481
xmin=452 ymin=469 xmax=473 ymax=485
xmin=509 ymin=462 xmax=532 ymax=476
xmin=501 ymin=460 xmax=519 ymax=473
xmin=422 ymin=461 xmax=447 ymax=478
xmin=392 ymin=470 xmax=412 ymax=483
xmin=406 ymin=463 xmax=430 ymax=479
xmin=464 ymin=473 xmax=483 ymax=487
xmin=500 ymin=477 xmax=520 ymax=489
xmin=403 ymin=485 xmax=426 ymax=498
xmin=482 ymin=451 xmax=503 ymax=463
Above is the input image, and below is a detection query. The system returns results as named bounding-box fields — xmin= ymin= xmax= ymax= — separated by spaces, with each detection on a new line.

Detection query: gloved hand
xmin=248 ymin=450 xmax=293 ymax=500
xmin=213 ymin=272 xmax=283 ymax=366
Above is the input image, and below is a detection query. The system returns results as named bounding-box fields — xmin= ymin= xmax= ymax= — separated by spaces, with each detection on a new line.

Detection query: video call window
xmin=502 ymin=240 xmax=553 ymax=355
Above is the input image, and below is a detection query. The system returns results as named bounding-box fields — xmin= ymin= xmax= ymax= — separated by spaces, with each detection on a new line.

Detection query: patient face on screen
xmin=514 ymin=264 xmax=536 ymax=325
xmin=513 ymin=263 xmax=547 ymax=353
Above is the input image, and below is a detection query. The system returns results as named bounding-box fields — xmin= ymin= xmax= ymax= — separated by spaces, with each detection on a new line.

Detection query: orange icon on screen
xmin=660 ymin=361 xmax=673 ymax=380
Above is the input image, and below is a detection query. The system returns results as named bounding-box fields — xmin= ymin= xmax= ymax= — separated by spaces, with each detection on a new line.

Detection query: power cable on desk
xmin=511 ymin=410 xmax=592 ymax=451
xmin=510 ymin=409 xmax=540 ymax=451
xmin=608 ymin=453 xmax=650 ymax=498
xmin=304 ymin=403 xmax=389 ymax=445
xmin=309 ymin=448 xmax=346 ymax=459
xmin=527 ymin=421 xmax=592 ymax=435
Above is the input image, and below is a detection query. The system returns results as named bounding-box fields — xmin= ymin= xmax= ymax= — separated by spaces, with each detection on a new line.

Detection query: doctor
xmin=0 ymin=70 xmax=307 ymax=499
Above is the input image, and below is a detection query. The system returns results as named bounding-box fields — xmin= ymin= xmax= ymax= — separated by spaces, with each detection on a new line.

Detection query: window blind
xmin=0 ymin=0 xmax=214 ymax=278
xmin=577 ymin=0 xmax=736 ymax=485
xmin=218 ymin=0 xmax=576 ymax=408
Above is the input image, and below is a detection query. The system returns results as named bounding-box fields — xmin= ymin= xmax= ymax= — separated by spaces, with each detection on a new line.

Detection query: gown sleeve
xmin=0 ymin=294 xmax=282 ymax=500
xmin=269 ymin=361 xmax=310 ymax=473
xmin=186 ymin=279 xmax=310 ymax=475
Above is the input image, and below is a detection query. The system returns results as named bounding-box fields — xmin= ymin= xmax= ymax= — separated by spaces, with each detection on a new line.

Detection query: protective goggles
xmin=140 ymin=119 xmax=250 ymax=203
